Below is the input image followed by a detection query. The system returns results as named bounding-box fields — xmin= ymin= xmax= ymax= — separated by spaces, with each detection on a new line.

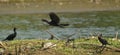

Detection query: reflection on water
xmin=0 ymin=11 xmax=120 ymax=40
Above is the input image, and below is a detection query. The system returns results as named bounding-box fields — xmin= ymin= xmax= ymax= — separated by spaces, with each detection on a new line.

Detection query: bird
xmin=42 ymin=12 xmax=69 ymax=27
xmin=3 ymin=28 xmax=17 ymax=41
xmin=98 ymin=34 xmax=109 ymax=46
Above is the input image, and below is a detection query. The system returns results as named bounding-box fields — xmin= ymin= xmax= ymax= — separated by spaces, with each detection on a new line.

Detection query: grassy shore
xmin=1 ymin=37 xmax=120 ymax=55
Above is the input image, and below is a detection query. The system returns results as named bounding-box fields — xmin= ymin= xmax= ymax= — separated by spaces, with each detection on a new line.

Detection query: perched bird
xmin=98 ymin=34 xmax=109 ymax=46
xmin=3 ymin=28 xmax=17 ymax=41
xmin=42 ymin=12 xmax=69 ymax=27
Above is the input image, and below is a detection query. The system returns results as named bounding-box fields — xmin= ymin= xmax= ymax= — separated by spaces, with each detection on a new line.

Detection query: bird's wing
xmin=5 ymin=33 xmax=15 ymax=40
xmin=49 ymin=12 xmax=60 ymax=24
xmin=103 ymin=39 xmax=108 ymax=44
xmin=6 ymin=34 xmax=14 ymax=39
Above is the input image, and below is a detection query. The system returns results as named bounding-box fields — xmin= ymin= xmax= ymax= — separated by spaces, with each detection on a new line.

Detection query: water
xmin=0 ymin=11 xmax=120 ymax=40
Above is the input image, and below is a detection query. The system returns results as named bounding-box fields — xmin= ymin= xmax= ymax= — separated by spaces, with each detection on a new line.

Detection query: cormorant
xmin=42 ymin=12 xmax=69 ymax=27
xmin=98 ymin=34 xmax=109 ymax=46
xmin=3 ymin=28 xmax=17 ymax=41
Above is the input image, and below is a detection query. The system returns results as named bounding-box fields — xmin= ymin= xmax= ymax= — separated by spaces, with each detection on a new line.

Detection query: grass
xmin=1 ymin=37 xmax=120 ymax=55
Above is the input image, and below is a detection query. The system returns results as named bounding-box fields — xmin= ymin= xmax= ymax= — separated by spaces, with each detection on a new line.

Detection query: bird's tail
xmin=60 ymin=24 xmax=69 ymax=26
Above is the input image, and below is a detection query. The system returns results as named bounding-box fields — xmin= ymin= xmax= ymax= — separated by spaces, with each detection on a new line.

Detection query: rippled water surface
xmin=0 ymin=11 xmax=120 ymax=40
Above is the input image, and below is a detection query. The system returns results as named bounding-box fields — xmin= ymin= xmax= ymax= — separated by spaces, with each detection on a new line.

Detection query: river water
xmin=0 ymin=11 xmax=120 ymax=40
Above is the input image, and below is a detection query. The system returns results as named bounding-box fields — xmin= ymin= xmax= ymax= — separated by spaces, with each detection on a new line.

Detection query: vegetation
xmin=1 ymin=37 xmax=120 ymax=55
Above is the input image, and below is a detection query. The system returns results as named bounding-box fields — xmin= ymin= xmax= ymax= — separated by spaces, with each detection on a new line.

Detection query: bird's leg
xmin=99 ymin=45 xmax=106 ymax=53
xmin=96 ymin=44 xmax=104 ymax=53
xmin=97 ymin=45 xmax=106 ymax=53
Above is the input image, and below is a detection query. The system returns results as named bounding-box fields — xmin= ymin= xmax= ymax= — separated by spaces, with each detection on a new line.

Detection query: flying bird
xmin=42 ymin=12 xmax=69 ymax=27
xmin=3 ymin=28 xmax=17 ymax=41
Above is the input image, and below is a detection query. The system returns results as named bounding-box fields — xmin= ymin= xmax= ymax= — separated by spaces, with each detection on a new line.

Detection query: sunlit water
xmin=0 ymin=11 xmax=120 ymax=40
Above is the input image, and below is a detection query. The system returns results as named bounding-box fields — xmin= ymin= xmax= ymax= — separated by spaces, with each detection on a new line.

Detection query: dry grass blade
xmin=46 ymin=30 xmax=60 ymax=40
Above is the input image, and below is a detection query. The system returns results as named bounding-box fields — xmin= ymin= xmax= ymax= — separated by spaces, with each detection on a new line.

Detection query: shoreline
xmin=1 ymin=38 xmax=120 ymax=55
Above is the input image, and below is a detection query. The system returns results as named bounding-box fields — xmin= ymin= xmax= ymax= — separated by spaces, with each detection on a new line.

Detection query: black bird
xmin=42 ymin=12 xmax=69 ymax=27
xmin=3 ymin=28 xmax=17 ymax=41
xmin=98 ymin=34 xmax=109 ymax=46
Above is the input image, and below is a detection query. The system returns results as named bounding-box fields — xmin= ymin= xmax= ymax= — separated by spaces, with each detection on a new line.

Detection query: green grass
xmin=1 ymin=38 xmax=120 ymax=55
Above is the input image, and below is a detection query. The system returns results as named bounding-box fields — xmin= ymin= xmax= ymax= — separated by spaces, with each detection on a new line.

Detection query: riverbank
xmin=1 ymin=38 xmax=120 ymax=55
